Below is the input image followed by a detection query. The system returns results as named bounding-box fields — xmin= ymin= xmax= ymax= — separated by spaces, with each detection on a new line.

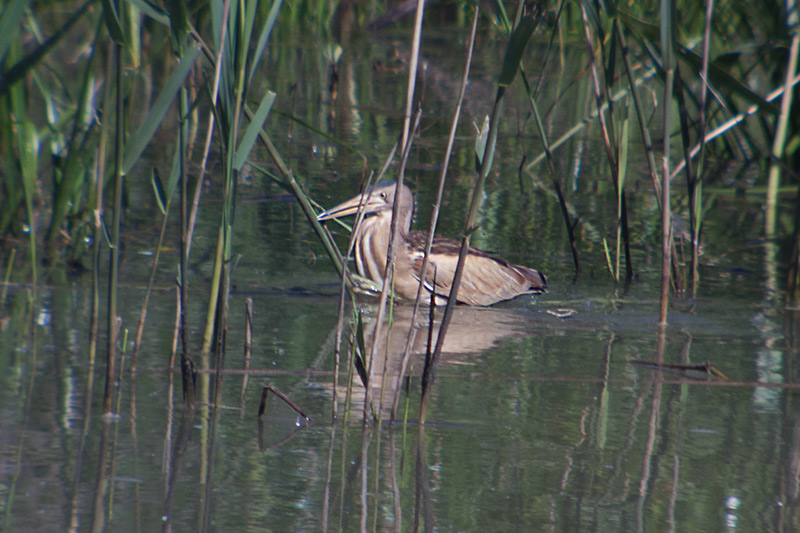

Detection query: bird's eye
xmin=380 ymin=192 xmax=387 ymax=199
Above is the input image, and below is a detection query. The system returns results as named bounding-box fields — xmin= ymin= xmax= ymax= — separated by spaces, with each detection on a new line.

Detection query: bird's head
xmin=317 ymin=182 xmax=413 ymax=222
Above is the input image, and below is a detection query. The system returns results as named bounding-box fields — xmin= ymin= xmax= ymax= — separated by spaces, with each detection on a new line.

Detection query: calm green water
xmin=2 ymin=16 xmax=800 ymax=533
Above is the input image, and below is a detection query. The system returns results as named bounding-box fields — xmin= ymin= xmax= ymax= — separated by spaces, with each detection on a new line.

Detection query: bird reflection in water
xmin=328 ymin=305 xmax=532 ymax=420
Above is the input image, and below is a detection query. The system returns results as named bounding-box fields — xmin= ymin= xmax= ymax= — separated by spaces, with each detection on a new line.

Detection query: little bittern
xmin=317 ymin=182 xmax=547 ymax=306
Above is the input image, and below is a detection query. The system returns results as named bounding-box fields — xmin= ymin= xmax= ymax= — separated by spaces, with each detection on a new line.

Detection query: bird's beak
xmin=317 ymin=192 xmax=384 ymax=221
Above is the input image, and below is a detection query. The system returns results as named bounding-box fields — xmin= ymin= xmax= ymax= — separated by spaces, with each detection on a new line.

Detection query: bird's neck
xmin=375 ymin=208 xmax=411 ymax=237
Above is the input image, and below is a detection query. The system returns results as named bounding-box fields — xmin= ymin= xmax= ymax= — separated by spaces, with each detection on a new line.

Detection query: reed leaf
xmin=474 ymin=115 xmax=490 ymax=171
xmin=618 ymin=9 xmax=778 ymax=115
xmin=128 ymin=0 xmax=169 ymax=25
xmin=0 ymin=0 xmax=28 ymax=63
xmin=166 ymin=0 xmax=188 ymax=41
xmin=0 ymin=1 xmax=94 ymax=96
xmin=151 ymin=168 xmax=168 ymax=215
xmin=101 ymin=0 xmax=127 ymax=45
xmin=233 ymin=90 xmax=275 ymax=171
xmin=498 ymin=15 xmax=537 ymax=87
xmin=122 ymin=45 xmax=201 ymax=175
xmin=248 ymin=0 xmax=285 ymax=86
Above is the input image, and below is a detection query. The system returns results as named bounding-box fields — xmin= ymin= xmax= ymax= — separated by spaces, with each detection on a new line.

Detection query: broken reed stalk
xmin=421 ymin=76 xmax=503 ymax=422
xmin=361 ymin=0 xmax=426 ymax=424
xmin=331 ymin=172 xmax=376 ymax=420
xmin=365 ymin=111 xmax=422 ymax=424
xmin=258 ymin=384 xmax=311 ymax=421
xmin=390 ymin=5 xmax=480 ymax=422
xmin=194 ymin=0 xmax=231 ymax=358
xmin=339 ymin=0 xmax=426 ymax=423
xmin=179 ymin=74 xmax=195 ymax=407
xmin=420 ymin=6 xmax=539 ymax=423
xmin=617 ymin=20 xmax=685 ymax=292
xmin=399 ymin=0 xmax=426 ymax=151
xmin=184 ymin=28 xmax=219 ymax=262
xmin=327 ymin=147 xmax=396 ymax=422
xmin=132 ymin=36 xmax=200 ymax=369
xmin=240 ymin=297 xmax=253 ymax=412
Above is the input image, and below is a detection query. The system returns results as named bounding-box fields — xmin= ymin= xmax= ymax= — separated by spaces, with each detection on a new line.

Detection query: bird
xmin=316 ymin=182 xmax=547 ymax=306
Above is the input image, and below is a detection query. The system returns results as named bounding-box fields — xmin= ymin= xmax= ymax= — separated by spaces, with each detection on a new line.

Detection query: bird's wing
xmin=407 ymin=232 xmax=546 ymax=306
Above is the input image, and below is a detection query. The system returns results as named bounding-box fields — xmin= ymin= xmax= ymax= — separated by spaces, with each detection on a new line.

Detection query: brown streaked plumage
xmin=317 ymin=182 xmax=547 ymax=306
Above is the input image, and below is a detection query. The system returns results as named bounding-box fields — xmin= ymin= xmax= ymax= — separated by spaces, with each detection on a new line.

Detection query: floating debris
xmin=632 ymin=360 xmax=729 ymax=380
xmin=546 ymin=308 xmax=577 ymax=319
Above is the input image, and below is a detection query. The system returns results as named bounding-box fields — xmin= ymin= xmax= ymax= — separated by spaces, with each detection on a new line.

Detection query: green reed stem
xmin=688 ymin=0 xmax=714 ymax=294
xmin=615 ymin=21 xmax=662 ymax=207
xmin=765 ymin=4 xmax=799 ymax=236
xmin=131 ymin=169 xmax=171 ymax=368
xmin=659 ymin=0 xmax=677 ymax=326
xmin=674 ymin=67 xmax=696 ymax=293
xmin=104 ymin=42 xmax=124 ymax=415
